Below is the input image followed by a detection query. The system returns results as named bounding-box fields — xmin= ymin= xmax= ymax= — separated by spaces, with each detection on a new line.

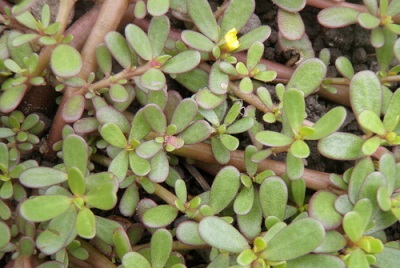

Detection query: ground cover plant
xmin=2 ymin=0 xmax=400 ymax=267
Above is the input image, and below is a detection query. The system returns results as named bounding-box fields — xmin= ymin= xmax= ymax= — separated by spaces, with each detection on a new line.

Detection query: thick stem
xmin=306 ymin=0 xmax=367 ymax=12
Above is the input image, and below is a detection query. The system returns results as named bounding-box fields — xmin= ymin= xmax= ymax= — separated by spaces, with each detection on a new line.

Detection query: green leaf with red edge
xmin=260 ymin=176 xmax=288 ymax=220
xmin=272 ymin=0 xmax=305 ymax=12
xmin=148 ymin=151 xmax=169 ymax=183
xmin=96 ymin=106 xmax=131 ymax=133
xmin=62 ymin=95 xmax=85 ymax=123
xmin=178 ymin=120 xmax=212 ymax=144
xmin=143 ymin=104 xmax=167 ymax=134
xmin=151 ymin=229 xmax=173 ymax=268
xmin=318 ymin=7 xmax=359 ymax=27
xmin=109 ymin=150 xmax=129 ymax=182
xmin=20 ymin=167 xmax=68 ymax=188
xmin=129 ymin=109 xmax=152 ymax=141
xmin=51 ymin=44 xmax=82 ymax=77
xmin=335 ymin=56 xmax=354 ymax=79
xmin=195 ymin=88 xmax=226 ymax=109
xmin=96 ymin=44 xmax=112 ymax=75
xmin=0 ymin=85 xmax=28 ymax=113
xmin=209 ymin=62 xmax=230 ymax=95
xmin=113 ymin=227 xmax=132 ymax=259
xmin=122 ymin=252 xmax=151 ymax=268
xmin=148 ymin=15 xmax=170 ymax=57
xmin=176 ymin=221 xmax=207 ymax=246
xmin=170 ymin=98 xmax=198 ymax=133
xmin=308 ymin=191 xmax=342 ymax=230
xmin=140 ymin=68 xmax=166 ymax=91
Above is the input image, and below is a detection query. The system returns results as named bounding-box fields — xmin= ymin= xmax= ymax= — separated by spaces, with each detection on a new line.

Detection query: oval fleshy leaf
xmin=286 ymin=58 xmax=327 ymax=96
xmin=109 ymin=84 xmax=129 ymax=103
xmin=20 ymin=195 xmax=71 ymax=222
xmin=20 ymin=167 xmax=68 ymax=188
xmin=290 ymin=140 xmax=310 ymax=159
xmin=318 ymin=133 xmax=365 ymax=160
xmin=162 ymin=50 xmax=201 ymax=74
xmin=234 ymin=185 xmax=254 ymax=215
xmin=105 ymin=31 xmax=132 ymax=68
xmin=350 ymin=70 xmax=381 ymax=117
xmin=62 ymin=95 xmax=85 ymax=123
xmin=140 ymin=68 xmax=166 ymax=91
xmin=151 ymin=229 xmax=172 ymax=268
xmin=304 ymin=107 xmax=346 ymax=140
xmin=260 ymin=176 xmax=288 ymax=220
xmin=51 ymin=44 xmax=82 ymax=77
xmin=272 ymin=0 xmax=305 ymax=12
xmin=187 ymin=0 xmax=219 ymax=42
xmin=170 ymin=99 xmax=198 ymax=133
xmin=277 ymin=9 xmax=305 ymax=41
xmin=0 ymin=222 xmax=10 ymax=248
xmin=148 ymin=151 xmax=169 ymax=183
xmin=318 ymin=7 xmax=359 ymax=27
xmin=358 ymin=110 xmax=386 ymax=135
xmin=198 ymin=216 xmax=249 ymax=253
xmin=209 ymin=62 xmax=230 ymax=95
xmin=286 ymin=254 xmax=345 ymax=268
xmin=147 ymin=0 xmax=169 ymax=16
xmin=308 ymin=191 xmax=342 ymax=230
xmin=178 ymin=120 xmax=212 ymax=144
xmin=182 ymin=30 xmax=215 ymax=52
xmin=210 ymin=166 xmax=240 ymax=214
xmin=100 ymin=122 xmax=128 ymax=148
xmin=383 ymin=89 xmax=400 ymax=131
xmin=195 ymin=88 xmax=226 ymax=109
xmin=176 ymin=221 xmax=207 ymax=246
xmin=142 ymin=205 xmax=179 ymax=228
xmin=76 ymin=207 xmax=96 ymax=239
xmin=264 ymin=218 xmax=325 ymax=261
xmin=123 ymin=252 xmax=151 ymax=268
xmin=219 ymin=0 xmax=255 ymax=36
xmin=148 ymin=15 xmax=170 ymax=57
xmin=129 ymin=152 xmax=151 ymax=176
xmin=96 ymin=106 xmax=131 ymax=133
xmin=256 ymin=131 xmax=293 ymax=147
xmin=283 ymin=89 xmax=305 ymax=132
xmin=0 ymin=85 xmax=27 ymax=113
xmin=343 ymin=211 xmax=364 ymax=242
xmin=335 ymin=56 xmax=354 ymax=79
xmin=235 ymin=25 xmax=271 ymax=53
xmin=96 ymin=44 xmax=112 ymax=75
xmin=125 ymin=24 xmax=152 ymax=61
xmin=143 ymin=104 xmax=166 ymax=134
xmin=63 ymin=134 xmax=88 ymax=174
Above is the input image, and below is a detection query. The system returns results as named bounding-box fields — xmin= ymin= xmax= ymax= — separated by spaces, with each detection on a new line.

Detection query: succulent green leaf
xmin=357 ymin=12 xmax=380 ymax=29
xmin=148 ymin=15 xmax=170 ymax=56
xmin=290 ymin=140 xmax=310 ymax=159
xmin=239 ymin=77 xmax=253 ymax=94
xmin=383 ymin=89 xmax=400 ymax=131
xmin=175 ymin=179 xmax=187 ymax=204
xmin=100 ymin=122 xmax=128 ymax=148
xmin=277 ymin=9 xmax=305 ymax=41
xmin=318 ymin=132 xmax=365 ymax=160
xmin=176 ymin=221 xmax=207 ymax=245
xmin=379 ymin=153 xmax=396 ymax=193
xmin=335 ymin=56 xmax=354 ymax=79
xmin=219 ymin=134 xmax=239 ymax=151
xmin=175 ymin=68 xmax=209 ymax=93
xmin=187 ymin=0 xmax=219 ymax=42
xmin=143 ymin=104 xmax=167 ymax=134
xmin=350 ymin=70 xmax=381 ymax=116
xmin=375 ymin=243 xmax=400 ymax=267
xmin=120 ymin=183 xmax=139 ymax=216
xmin=220 ymin=0 xmax=255 ymax=36
xmin=286 ymin=254 xmax=345 ymax=268
xmin=63 ymin=134 xmax=88 ymax=174
xmin=68 ymin=167 xmax=85 ymax=197
xmin=147 ymin=0 xmax=169 ymax=16
xmin=162 ymin=50 xmax=200 ymax=74
xmin=359 ymin=172 xmax=387 ymax=214
xmin=287 ymin=59 xmax=327 ymax=96
xmin=376 ymin=28 xmax=397 ymax=71
xmin=170 ymin=99 xmax=198 ymax=133
xmin=142 ymin=205 xmax=179 ymax=228
xmin=308 ymin=191 xmax=342 ymax=230
xmin=140 ymin=68 xmax=166 ymax=91
xmin=105 ymin=31 xmax=132 ymax=68
xmin=272 ymin=0 xmax=305 ymax=12
xmin=237 ymin=190 xmax=262 ymax=239
xmin=264 ymin=218 xmax=325 ymax=261
xmin=85 ymin=175 xmax=117 ymax=210
xmin=210 ymin=166 xmax=240 ymax=214
xmin=198 ymin=216 xmax=249 ymax=253
xmin=343 ymin=211 xmax=364 ymax=242
xmin=15 ymin=11 xmax=39 ymax=31
xmin=0 ymin=221 xmax=10 ymax=248
xmin=51 ymin=44 xmax=82 ymax=77
xmin=195 ymin=88 xmax=226 ymax=109
xmin=377 ymin=186 xmax=391 ymax=211
xmin=0 ymin=84 xmax=28 ymax=113
xmin=19 ymin=167 xmax=67 ymax=188
xmin=151 ymin=229 xmax=172 ymax=268
xmin=234 ymin=185 xmax=254 ymax=215
xmin=234 ymin=26 xmax=271 ymax=53
xmin=136 ymin=140 xmax=162 ymax=159
xmin=256 ymin=131 xmax=293 ymax=147
xmin=371 ymin=27 xmax=385 ymax=48
xmin=148 ymin=151 xmax=169 ymax=183
xmin=318 ymin=7 xmax=359 ymax=27
xmin=36 ymin=207 xmax=77 ymax=255
xmin=76 ymin=207 xmax=95 ymax=239
xmin=125 ymin=24 xmax=152 ymax=61
xmin=113 ymin=227 xmax=132 ymax=259
xmin=305 ymin=107 xmax=346 ymax=140
xmin=283 ymin=89 xmax=305 ymax=132
xmin=359 ymin=110 xmax=385 ymax=136
xmin=129 ymin=152 xmax=151 ymax=176
xmin=62 ymin=95 xmax=85 ymax=123
xmin=260 ymin=176 xmax=288 ymax=220
xmin=129 ymin=109 xmax=151 ymax=141
xmin=109 ymin=84 xmax=129 ymax=103
xmin=20 ymin=195 xmax=71 ymax=222
xmin=96 ymin=44 xmax=112 ymax=74
xmin=178 ymin=120 xmax=211 ymax=144
xmin=96 ymin=106 xmax=131 ymax=133
xmin=286 ymin=152 xmax=304 ymax=180
xmin=181 ymin=30 xmax=215 ymax=52
xmin=122 ymin=252 xmax=152 ymax=268
xmin=314 ymin=230 xmax=346 ymax=253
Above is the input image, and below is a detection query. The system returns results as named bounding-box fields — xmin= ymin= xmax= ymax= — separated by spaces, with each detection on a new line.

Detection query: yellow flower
xmin=220 ymin=28 xmax=240 ymax=52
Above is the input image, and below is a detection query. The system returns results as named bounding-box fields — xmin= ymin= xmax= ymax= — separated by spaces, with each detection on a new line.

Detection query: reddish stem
xmin=306 ymin=0 xmax=368 ymax=12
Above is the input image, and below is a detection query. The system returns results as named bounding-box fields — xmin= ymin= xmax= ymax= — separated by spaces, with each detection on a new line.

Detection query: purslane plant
xmin=2 ymin=0 xmax=400 ymax=267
